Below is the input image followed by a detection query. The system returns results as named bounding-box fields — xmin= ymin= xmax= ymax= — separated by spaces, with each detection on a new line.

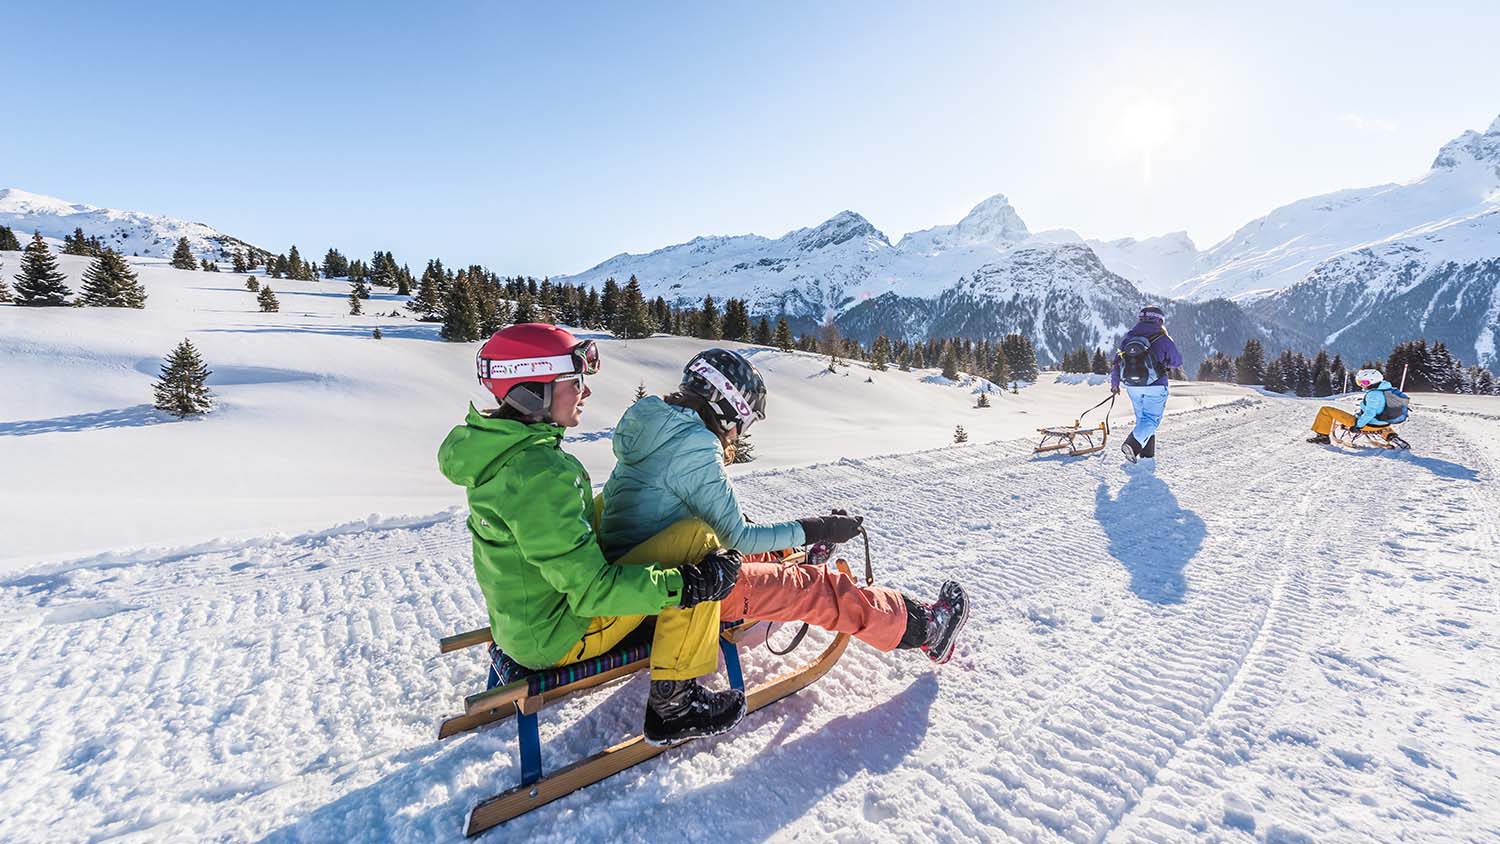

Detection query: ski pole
xmin=1399 ymin=363 xmax=1409 ymax=392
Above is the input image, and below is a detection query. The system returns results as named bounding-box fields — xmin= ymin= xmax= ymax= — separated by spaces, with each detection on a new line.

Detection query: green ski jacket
xmin=438 ymin=404 xmax=685 ymax=669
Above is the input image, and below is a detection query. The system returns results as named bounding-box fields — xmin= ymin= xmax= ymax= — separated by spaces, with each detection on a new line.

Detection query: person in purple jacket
xmin=1109 ymin=305 xmax=1183 ymax=463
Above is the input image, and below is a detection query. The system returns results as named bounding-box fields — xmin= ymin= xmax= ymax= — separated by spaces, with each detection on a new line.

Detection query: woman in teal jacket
xmin=601 ymin=348 xmax=971 ymax=668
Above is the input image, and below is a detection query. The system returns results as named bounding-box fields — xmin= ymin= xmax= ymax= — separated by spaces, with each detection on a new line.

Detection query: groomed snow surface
xmin=2 ymin=257 xmax=1498 ymax=843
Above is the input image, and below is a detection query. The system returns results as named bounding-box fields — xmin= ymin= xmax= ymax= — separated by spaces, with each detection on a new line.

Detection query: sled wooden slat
xmin=464 ymin=629 xmax=852 ymax=837
xmin=440 ymin=627 xmax=494 ymax=654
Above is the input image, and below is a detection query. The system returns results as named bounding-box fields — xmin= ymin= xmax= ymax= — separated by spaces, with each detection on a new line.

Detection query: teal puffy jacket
xmin=601 ymin=397 xmax=805 ymax=560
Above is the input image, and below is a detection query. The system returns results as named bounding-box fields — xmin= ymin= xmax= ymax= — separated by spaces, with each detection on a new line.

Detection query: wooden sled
xmin=441 ymin=553 xmax=854 ymax=837
xmin=1034 ymin=392 xmax=1114 ymax=457
xmin=1331 ymin=421 xmax=1410 ymax=450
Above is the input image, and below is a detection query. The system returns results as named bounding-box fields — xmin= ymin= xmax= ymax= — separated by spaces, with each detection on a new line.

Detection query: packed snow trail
xmin=1 ymin=397 xmax=1496 ymax=843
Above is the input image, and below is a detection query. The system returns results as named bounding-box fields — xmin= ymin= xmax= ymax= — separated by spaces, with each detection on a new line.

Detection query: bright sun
xmin=1119 ymin=99 xmax=1176 ymax=180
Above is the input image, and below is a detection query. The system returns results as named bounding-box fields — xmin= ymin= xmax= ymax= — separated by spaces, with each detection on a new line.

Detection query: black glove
xmin=798 ymin=512 xmax=864 ymax=545
xmin=677 ymin=548 xmax=741 ymax=608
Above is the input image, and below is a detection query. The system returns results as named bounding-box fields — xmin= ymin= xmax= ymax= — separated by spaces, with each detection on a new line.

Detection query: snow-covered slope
xmin=0 ymin=187 xmax=264 ymax=262
xmin=1170 ymin=115 xmax=1500 ymax=302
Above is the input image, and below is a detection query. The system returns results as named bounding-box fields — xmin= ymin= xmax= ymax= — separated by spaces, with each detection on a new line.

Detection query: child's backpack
xmin=1378 ymin=387 xmax=1410 ymax=423
xmin=1118 ymin=331 xmax=1165 ymax=387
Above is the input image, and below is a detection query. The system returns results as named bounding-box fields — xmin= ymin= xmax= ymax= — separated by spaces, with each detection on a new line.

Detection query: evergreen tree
xmin=774 ymin=317 xmax=793 ymax=351
xmin=350 ymin=275 xmax=371 ymax=300
xmin=976 ymin=392 xmax=990 ymax=408
xmin=0 ymin=260 xmax=10 ymax=303
xmin=731 ymin=432 xmax=755 ymax=463
xmin=721 ymin=297 xmax=751 ymax=342
xmin=940 ymin=345 xmax=960 ymax=380
xmin=322 ymin=248 xmax=349 ymax=278
xmin=1311 ymin=350 xmax=1332 ymax=396
xmin=79 ymin=250 xmax=147 ymax=308
xmin=753 ymin=316 xmax=772 ymax=346
xmin=634 ymin=381 xmax=647 ymax=401
xmin=441 ymin=274 xmax=482 ymax=342
xmin=396 ymin=264 xmax=413 ymax=295
xmin=245 ymin=276 xmax=259 ymax=292
xmin=257 ymin=285 xmax=280 ymax=312
xmin=0 ymin=225 xmax=21 ymax=251
xmin=581 ymin=287 xmax=602 ymax=329
xmin=953 ymin=424 xmax=969 ymax=444
xmin=373 ymin=327 xmax=383 ymax=340
xmin=999 ymin=334 xmax=1039 ymax=382
xmin=232 ymin=250 xmax=247 ymax=273
xmin=407 ymin=259 xmax=447 ymax=321
xmin=348 ymin=287 xmax=363 ymax=315
xmin=1263 ymin=358 xmax=1287 ymax=393
xmin=1235 ymin=339 xmax=1265 ymax=385
xmin=62 ymin=226 xmax=95 ymax=256
xmin=618 ymin=275 xmax=653 ymax=338
xmin=871 ymin=335 xmax=890 ymax=371
xmin=1092 ymin=349 xmax=1109 ymax=375
xmin=152 ymin=338 xmax=214 ymax=418
xmin=989 ymin=344 xmax=1011 ymax=386
xmin=170 ymin=237 xmax=196 ymax=270
xmin=1429 ymin=342 xmax=1461 ymax=393
xmin=697 ymin=294 xmax=721 ymax=339
xmin=599 ymin=278 xmax=621 ymax=329
xmin=13 ymin=232 xmax=72 ymax=305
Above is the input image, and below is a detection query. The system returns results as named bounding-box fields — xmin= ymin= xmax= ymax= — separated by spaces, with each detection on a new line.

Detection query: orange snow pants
xmin=1310 ymin=405 xmax=1358 ymax=435
xmin=598 ymin=518 xmax=910 ymax=668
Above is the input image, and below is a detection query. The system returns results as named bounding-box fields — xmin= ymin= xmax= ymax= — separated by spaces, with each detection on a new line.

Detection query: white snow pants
xmin=1124 ymin=385 xmax=1169 ymax=444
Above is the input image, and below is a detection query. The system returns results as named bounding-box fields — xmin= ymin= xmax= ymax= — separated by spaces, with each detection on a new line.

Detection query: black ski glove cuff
xmin=677 ymin=548 xmax=742 ymax=608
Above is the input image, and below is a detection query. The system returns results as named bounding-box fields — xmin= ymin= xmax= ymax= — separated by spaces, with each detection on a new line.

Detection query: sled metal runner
xmin=440 ymin=551 xmax=857 ymax=837
xmin=1034 ymin=393 xmax=1114 ymax=457
xmin=1331 ymin=422 xmax=1410 ymax=450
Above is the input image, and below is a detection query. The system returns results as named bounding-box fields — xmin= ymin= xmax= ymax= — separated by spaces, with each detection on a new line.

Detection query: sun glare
xmin=1119 ymin=99 xmax=1176 ymax=181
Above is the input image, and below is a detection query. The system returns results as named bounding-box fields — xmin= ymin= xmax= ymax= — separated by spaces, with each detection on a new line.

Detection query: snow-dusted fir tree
xmin=0 ymin=260 xmax=10 ymax=303
xmin=14 ymin=232 xmax=72 ymax=306
xmin=732 ymin=432 xmax=755 ymax=463
xmin=775 ymin=318 xmax=794 ymax=352
xmin=153 ymin=339 xmax=213 ymax=418
xmin=953 ymin=425 xmax=969 ymax=444
xmin=245 ymin=277 xmax=259 ymax=292
xmin=975 ymin=392 xmax=990 ymax=408
xmin=79 ymin=250 xmax=147 ymax=308
xmin=441 ymin=275 xmax=481 ymax=342
xmin=257 ymin=285 xmax=280 ymax=312
xmin=348 ymin=287 xmax=363 ymax=315
xmin=871 ymin=335 xmax=890 ymax=371
xmin=170 ymin=237 xmax=196 ymax=270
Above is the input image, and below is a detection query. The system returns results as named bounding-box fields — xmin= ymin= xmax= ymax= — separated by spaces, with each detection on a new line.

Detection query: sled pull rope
xmin=766 ymin=527 xmax=875 ymax=656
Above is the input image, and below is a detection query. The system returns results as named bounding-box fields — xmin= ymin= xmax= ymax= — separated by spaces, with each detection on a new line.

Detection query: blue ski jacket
xmin=1110 ymin=320 xmax=1183 ymax=390
xmin=600 ymin=396 xmax=804 ymax=560
xmin=1354 ymin=381 xmax=1406 ymax=427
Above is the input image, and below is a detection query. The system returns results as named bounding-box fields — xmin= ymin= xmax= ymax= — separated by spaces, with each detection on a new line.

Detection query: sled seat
xmin=1333 ymin=420 xmax=1409 ymax=450
xmin=1034 ymin=421 xmax=1108 ymax=457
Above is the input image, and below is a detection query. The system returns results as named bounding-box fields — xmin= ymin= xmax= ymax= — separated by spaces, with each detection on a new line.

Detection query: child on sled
xmin=1306 ymin=368 xmax=1410 ymax=446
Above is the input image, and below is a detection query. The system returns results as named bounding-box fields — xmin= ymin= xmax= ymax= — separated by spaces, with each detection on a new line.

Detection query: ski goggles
xmin=476 ymin=339 xmax=600 ymax=381
xmin=687 ymin=358 xmax=766 ymax=432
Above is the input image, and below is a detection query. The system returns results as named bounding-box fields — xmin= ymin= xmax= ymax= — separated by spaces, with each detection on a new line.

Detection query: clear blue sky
xmin=4 ymin=1 xmax=1497 ymax=277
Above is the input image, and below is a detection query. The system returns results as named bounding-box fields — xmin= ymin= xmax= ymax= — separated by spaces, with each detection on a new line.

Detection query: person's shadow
xmin=1094 ymin=467 xmax=1205 ymax=604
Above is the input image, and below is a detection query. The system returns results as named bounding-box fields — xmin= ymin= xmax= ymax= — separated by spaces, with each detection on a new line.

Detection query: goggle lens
xmin=573 ymin=340 xmax=600 ymax=375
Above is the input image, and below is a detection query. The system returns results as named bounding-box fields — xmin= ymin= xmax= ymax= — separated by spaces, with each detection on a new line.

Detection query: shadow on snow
xmin=0 ymin=404 xmax=173 ymax=437
xmin=1093 ymin=465 xmax=1205 ymax=605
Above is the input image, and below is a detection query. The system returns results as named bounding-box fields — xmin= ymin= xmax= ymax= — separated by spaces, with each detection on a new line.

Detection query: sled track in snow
xmin=0 ymin=397 xmax=1495 ymax=843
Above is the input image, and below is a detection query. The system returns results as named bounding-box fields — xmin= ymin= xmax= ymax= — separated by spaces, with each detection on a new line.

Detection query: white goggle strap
xmin=687 ymin=359 xmax=757 ymax=425
xmin=476 ymin=354 xmax=576 ymax=381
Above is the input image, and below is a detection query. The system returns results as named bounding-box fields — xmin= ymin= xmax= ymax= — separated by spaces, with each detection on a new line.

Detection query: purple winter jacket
xmin=1109 ymin=320 xmax=1183 ymax=390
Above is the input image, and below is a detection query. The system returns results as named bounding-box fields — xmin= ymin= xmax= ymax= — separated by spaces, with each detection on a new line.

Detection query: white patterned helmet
xmin=1355 ymin=369 xmax=1383 ymax=388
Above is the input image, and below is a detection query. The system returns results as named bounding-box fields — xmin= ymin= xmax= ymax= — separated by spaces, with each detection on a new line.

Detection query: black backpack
xmin=1118 ymin=330 xmax=1165 ymax=387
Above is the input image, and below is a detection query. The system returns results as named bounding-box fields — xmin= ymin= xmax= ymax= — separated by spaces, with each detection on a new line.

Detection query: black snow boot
xmin=1306 ymin=433 xmax=1331 ymax=444
xmin=644 ymin=679 xmax=746 ymax=746
xmin=1139 ymin=435 xmax=1156 ymax=458
xmin=897 ymin=581 xmax=969 ymax=664
xmin=1121 ymin=434 xmax=1140 ymax=464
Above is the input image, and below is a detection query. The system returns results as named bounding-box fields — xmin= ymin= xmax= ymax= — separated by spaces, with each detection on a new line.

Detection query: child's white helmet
xmin=1355 ymin=368 xmax=1383 ymax=388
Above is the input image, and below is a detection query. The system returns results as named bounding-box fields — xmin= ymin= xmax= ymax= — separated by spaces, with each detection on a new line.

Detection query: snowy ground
xmin=2 ymin=259 xmax=1498 ymax=843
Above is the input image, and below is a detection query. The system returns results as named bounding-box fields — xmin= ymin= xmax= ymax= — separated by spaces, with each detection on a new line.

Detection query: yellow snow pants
xmin=1310 ymin=405 xmax=1358 ymax=435
xmin=552 ymin=518 xmax=724 ymax=681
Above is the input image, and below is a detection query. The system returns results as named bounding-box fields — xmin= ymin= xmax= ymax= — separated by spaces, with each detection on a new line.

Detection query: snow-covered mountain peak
xmin=0 ymin=187 xmax=263 ymax=262
xmin=0 ymin=187 xmax=94 ymax=218
xmin=791 ymin=210 xmax=889 ymax=252
xmin=896 ymin=193 xmax=1030 ymax=254
xmin=1430 ymin=119 xmax=1500 ymax=173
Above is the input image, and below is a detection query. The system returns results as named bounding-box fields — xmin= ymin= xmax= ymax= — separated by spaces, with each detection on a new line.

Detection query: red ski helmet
xmin=476 ymin=323 xmax=599 ymax=419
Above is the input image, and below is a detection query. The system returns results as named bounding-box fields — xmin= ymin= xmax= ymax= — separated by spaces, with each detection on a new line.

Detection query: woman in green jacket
xmin=602 ymin=348 xmax=970 ymax=667
xmin=438 ymin=323 xmax=746 ymax=745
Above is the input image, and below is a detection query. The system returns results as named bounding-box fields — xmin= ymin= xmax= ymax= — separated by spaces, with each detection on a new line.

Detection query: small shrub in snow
xmin=634 ymin=382 xmax=647 ymax=401
xmin=976 ymin=392 xmax=990 ymax=408
xmin=372 ymin=327 xmax=383 ymax=340
xmin=954 ymin=425 xmax=968 ymax=444
xmin=153 ymin=339 xmax=214 ymax=418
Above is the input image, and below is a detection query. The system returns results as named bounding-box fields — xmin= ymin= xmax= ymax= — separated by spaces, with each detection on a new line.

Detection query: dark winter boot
xmin=1306 ymin=433 xmax=1331 ymax=444
xmin=644 ymin=679 xmax=746 ymax=746
xmin=897 ymin=581 xmax=969 ymax=664
xmin=1121 ymin=434 xmax=1140 ymax=464
xmin=1140 ymin=435 xmax=1156 ymax=458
